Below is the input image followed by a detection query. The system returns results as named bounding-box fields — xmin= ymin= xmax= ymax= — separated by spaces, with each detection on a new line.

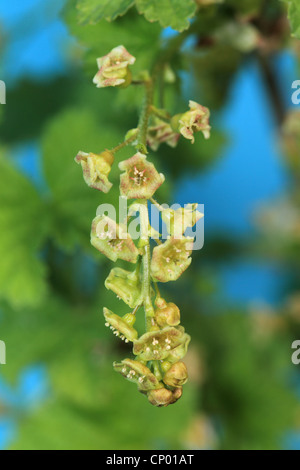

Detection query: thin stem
xmin=158 ymin=67 xmax=165 ymax=109
xmin=153 ymin=281 xmax=161 ymax=298
xmin=136 ymin=79 xmax=154 ymax=153
xmin=150 ymin=197 xmax=164 ymax=211
xmin=150 ymin=106 xmax=171 ymax=122
xmin=110 ymin=131 xmax=138 ymax=154
xmin=131 ymin=80 xmax=146 ymax=85
xmin=139 ymin=200 xmax=155 ymax=331
xmin=133 ymin=29 xmax=198 ymax=331
xmin=132 ymin=304 xmax=142 ymax=316
xmin=152 ymin=360 xmax=163 ymax=381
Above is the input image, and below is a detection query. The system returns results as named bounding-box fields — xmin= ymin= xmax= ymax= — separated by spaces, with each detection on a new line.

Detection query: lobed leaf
xmin=135 ymin=0 xmax=196 ymax=32
xmin=77 ymin=0 xmax=134 ymax=24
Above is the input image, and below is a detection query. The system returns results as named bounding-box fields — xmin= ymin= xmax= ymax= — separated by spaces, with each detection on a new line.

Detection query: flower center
xmin=129 ymin=166 xmax=148 ymax=186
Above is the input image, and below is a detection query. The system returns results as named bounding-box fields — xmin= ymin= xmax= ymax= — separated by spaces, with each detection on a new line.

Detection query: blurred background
xmin=0 ymin=0 xmax=300 ymax=450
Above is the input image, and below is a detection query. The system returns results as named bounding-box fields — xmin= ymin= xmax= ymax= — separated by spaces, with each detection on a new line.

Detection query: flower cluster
xmin=74 ymin=46 xmax=211 ymax=406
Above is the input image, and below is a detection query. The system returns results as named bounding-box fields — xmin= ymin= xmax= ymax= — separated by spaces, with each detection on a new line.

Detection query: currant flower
xmin=154 ymin=297 xmax=181 ymax=327
xmin=172 ymin=101 xmax=211 ymax=143
xmin=163 ymin=361 xmax=188 ymax=388
xmin=91 ymin=215 xmax=140 ymax=263
xmin=103 ymin=308 xmax=138 ymax=342
xmin=119 ymin=152 xmax=165 ymax=199
xmin=93 ymin=45 xmax=136 ymax=88
xmin=161 ymin=203 xmax=203 ymax=237
xmin=75 ymin=150 xmax=114 ymax=193
xmin=147 ymin=387 xmax=183 ymax=407
xmin=151 ymin=236 xmax=194 ymax=282
xmin=147 ymin=118 xmax=180 ymax=151
xmin=105 ymin=266 xmax=143 ymax=308
xmin=164 ymin=328 xmax=191 ymax=364
xmin=133 ymin=326 xmax=190 ymax=361
xmin=113 ymin=358 xmax=161 ymax=392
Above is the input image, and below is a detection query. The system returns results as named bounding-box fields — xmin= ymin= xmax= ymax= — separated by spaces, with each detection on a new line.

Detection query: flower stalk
xmin=136 ymin=78 xmax=154 ymax=153
xmin=74 ymin=44 xmax=211 ymax=407
xmin=139 ymin=200 xmax=155 ymax=330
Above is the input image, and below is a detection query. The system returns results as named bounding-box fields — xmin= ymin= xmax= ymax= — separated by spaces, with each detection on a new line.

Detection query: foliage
xmin=0 ymin=155 xmax=48 ymax=307
xmin=284 ymin=0 xmax=300 ymax=39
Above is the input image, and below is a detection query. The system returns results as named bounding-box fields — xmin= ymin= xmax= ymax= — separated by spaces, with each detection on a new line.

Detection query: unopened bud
xmin=147 ymin=387 xmax=183 ymax=407
xmin=163 ymin=361 xmax=188 ymax=387
xmin=154 ymin=297 xmax=180 ymax=327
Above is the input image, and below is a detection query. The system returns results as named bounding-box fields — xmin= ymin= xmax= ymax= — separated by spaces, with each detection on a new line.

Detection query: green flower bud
xmin=154 ymin=297 xmax=180 ymax=327
xmin=151 ymin=236 xmax=194 ymax=282
xmin=170 ymin=114 xmax=183 ymax=133
xmin=163 ymin=361 xmax=188 ymax=387
xmin=113 ymin=359 xmax=161 ymax=392
xmin=93 ymin=45 xmax=136 ymax=88
xmin=75 ymin=150 xmax=114 ymax=193
xmin=103 ymin=308 xmax=138 ymax=342
xmin=91 ymin=215 xmax=140 ymax=263
xmin=147 ymin=387 xmax=183 ymax=407
xmin=125 ymin=128 xmax=139 ymax=145
xmin=105 ymin=267 xmax=143 ymax=308
xmin=119 ymin=152 xmax=165 ymax=199
xmin=161 ymin=361 xmax=172 ymax=373
xmin=122 ymin=313 xmax=136 ymax=327
xmin=133 ymin=326 xmax=190 ymax=361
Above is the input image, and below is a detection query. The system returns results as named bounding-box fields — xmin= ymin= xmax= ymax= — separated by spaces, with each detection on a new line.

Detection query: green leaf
xmin=283 ymin=0 xmax=300 ymax=38
xmin=65 ymin=7 xmax=162 ymax=75
xmin=135 ymin=0 xmax=196 ymax=32
xmin=225 ymin=0 xmax=262 ymax=16
xmin=0 ymin=155 xmax=48 ymax=307
xmin=76 ymin=0 xmax=134 ymax=24
xmin=1 ymin=297 xmax=197 ymax=450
